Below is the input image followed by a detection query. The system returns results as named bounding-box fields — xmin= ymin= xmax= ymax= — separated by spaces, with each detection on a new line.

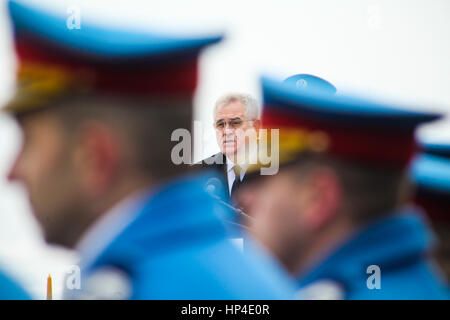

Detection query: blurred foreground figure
xmin=236 ymin=77 xmax=449 ymax=299
xmin=3 ymin=1 xmax=294 ymax=299
xmin=0 ymin=270 xmax=30 ymax=299
xmin=411 ymin=142 xmax=450 ymax=284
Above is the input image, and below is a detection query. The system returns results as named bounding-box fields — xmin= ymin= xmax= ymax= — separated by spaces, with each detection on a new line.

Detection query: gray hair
xmin=213 ymin=93 xmax=260 ymax=120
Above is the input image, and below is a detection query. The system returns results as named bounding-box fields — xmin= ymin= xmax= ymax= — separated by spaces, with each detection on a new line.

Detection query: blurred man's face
xmin=8 ymin=112 xmax=82 ymax=246
xmin=214 ymin=101 xmax=257 ymax=162
xmin=235 ymin=165 xmax=341 ymax=272
xmin=237 ymin=171 xmax=308 ymax=250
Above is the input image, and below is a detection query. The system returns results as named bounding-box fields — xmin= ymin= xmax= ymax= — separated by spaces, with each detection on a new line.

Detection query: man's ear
xmin=300 ymin=166 xmax=342 ymax=230
xmin=73 ymin=121 xmax=121 ymax=196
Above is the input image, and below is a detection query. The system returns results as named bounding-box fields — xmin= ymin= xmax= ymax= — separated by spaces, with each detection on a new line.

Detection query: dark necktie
xmin=231 ymin=165 xmax=242 ymax=196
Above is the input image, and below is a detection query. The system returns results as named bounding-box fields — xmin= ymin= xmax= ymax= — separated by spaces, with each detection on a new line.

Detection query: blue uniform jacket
xmin=80 ymin=172 xmax=295 ymax=299
xmin=297 ymin=210 xmax=449 ymax=299
xmin=0 ymin=269 xmax=30 ymax=300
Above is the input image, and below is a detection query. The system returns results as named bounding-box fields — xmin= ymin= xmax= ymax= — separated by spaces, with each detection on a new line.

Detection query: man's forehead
xmin=215 ymin=101 xmax=246 ymax=119
xmin=18 ymin=111 xmax=61 ymax=133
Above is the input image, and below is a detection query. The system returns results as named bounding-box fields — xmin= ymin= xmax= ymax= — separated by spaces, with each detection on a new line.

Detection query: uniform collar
xmin=75 ymin=188 xmax=151 ymax=269
xmin=297 ymin=208 xmax=435 ymax=287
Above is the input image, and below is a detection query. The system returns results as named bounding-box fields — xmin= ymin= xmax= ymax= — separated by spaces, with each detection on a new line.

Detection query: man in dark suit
xmin=200 ymin=93 xmax=261 ymax=200
xmin=200 ymin=75 xmax=336 ymax=201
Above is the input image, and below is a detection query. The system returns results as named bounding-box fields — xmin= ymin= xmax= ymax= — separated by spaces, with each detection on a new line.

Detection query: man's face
xmin=237 ymin=171 xmax=306 ymax=245
xmin=236 ymin=163 xmax=342 ymax=272
xmin=235 ymin=165 xmax=336 ymax=265
xmin=8 ymin=112 xmax=82 ymax=245
xmin=214 ymin=101 xmax=257 ymax=161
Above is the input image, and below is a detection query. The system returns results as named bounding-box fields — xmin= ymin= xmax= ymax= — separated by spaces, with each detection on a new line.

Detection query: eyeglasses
xmin=214 ymin=119 xmax=252 ymax=130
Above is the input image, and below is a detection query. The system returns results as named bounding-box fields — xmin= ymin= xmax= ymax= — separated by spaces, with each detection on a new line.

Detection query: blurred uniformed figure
xmin=0 ymin=269 xmax=30 ymax=299
xmin=235 ymin=76 xmax=449 ymax=299
xmin=411 ymin=141 xmax=450 ymax=284
xmin=3 ymin=1 xmax=295 ymax=299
